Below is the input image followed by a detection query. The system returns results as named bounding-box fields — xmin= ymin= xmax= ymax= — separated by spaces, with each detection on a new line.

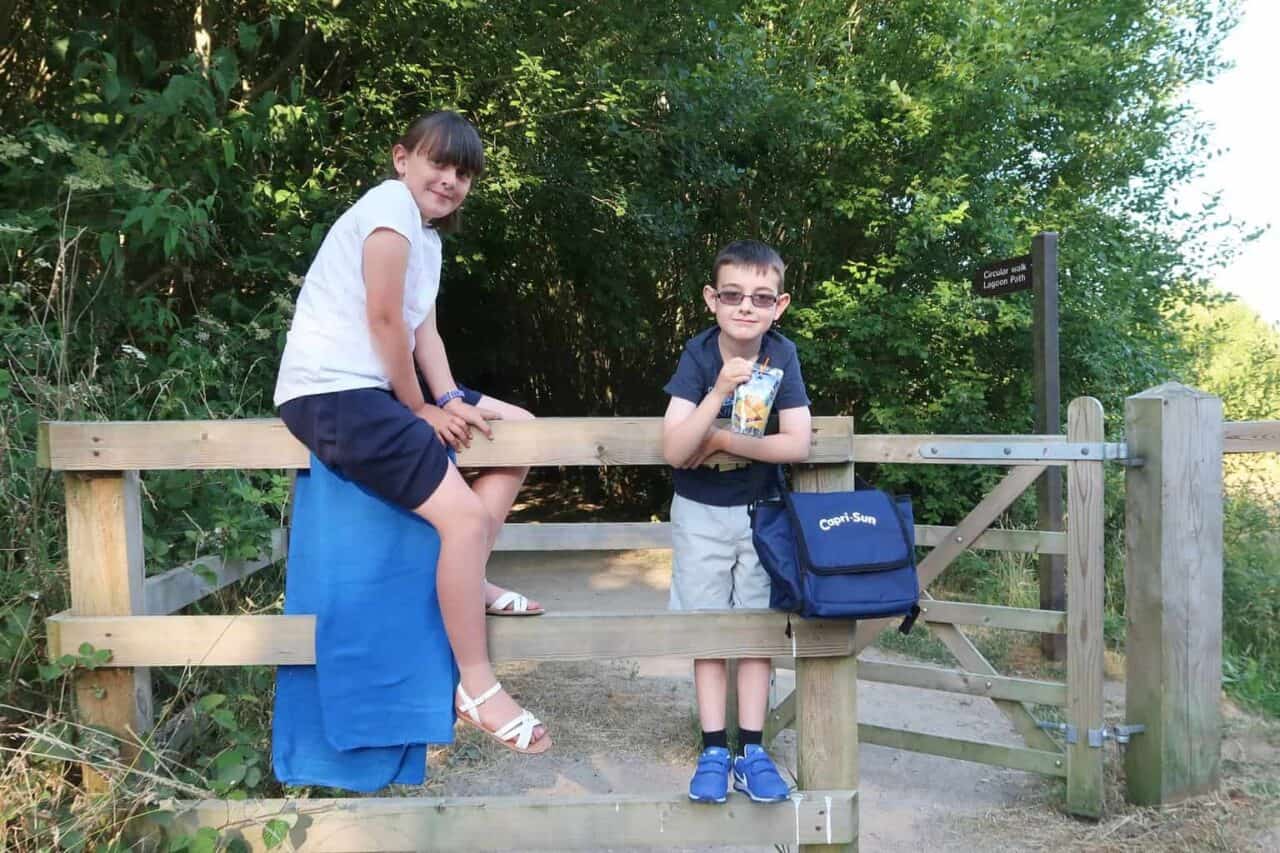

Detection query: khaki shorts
xmin=668 ymin=494 xmax=772 ymax=611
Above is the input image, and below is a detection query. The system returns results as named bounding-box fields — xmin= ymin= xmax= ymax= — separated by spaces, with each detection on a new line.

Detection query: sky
xmin=1177 ymin=0 xmax=1279 ymax=327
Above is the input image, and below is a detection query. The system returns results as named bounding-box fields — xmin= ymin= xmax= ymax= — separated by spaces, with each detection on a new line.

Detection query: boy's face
xmin=703 ymin=263 xmax=790 ymax=345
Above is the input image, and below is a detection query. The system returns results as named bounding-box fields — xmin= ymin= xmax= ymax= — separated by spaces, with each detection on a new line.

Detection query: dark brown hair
xmin=392 ymin=111 xmax=485 ymax=233
xmin=711 ymin=240 xmax=787 ymax=291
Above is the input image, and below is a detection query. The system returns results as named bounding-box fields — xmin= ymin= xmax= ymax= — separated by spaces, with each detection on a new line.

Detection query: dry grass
xmin=0 ymin=703 xmax=215 ymax=851
xmin=955 ymin=708 xmax=1280 ymax=852
xmin=413 ymin=659 xmax=702 ymax=797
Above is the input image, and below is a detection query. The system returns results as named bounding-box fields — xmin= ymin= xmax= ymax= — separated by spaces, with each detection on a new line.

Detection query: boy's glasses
xmin=715 ymin=290 xmax=779 ymax=308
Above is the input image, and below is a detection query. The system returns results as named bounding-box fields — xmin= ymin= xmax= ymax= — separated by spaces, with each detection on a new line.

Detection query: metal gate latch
xmin=1088 ymin=724 xmax=1147 ymax=747
xmin=1106 ymin=724 xmax=1146 ymax=744
xmin=1038 ymin=721 xmax=1145 ymax=747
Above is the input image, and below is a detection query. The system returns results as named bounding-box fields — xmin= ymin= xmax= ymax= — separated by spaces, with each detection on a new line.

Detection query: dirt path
xmin=409 ymin=549 xmax=1279 ymax=852
xmin=417 ymin=550 xmax=1047 ymax=850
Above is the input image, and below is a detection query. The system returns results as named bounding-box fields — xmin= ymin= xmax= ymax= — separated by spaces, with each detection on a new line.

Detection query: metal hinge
xmin=922 ymin=441 xmax=1134 ymax=464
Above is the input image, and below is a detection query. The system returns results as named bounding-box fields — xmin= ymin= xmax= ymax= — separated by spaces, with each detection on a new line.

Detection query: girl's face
xmin=392 ymin=144 xmax=474 ymax=223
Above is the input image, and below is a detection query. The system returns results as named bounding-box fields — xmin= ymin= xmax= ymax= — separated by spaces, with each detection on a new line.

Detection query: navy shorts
xmin=279 ymin=384 xmax=483 ymax=511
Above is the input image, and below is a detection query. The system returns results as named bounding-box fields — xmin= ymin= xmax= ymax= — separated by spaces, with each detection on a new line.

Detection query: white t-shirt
xmin=274 ymin=180 xmax=442 ymax=406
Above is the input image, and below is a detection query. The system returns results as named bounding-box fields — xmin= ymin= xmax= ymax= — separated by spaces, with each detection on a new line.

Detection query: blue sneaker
xmin=733 ymin=744 xmax=791 ymax=802
xmin=688 ymin=746 xmax=732 ymax=803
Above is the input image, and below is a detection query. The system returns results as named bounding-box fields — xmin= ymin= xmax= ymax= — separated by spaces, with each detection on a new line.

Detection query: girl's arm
xmin=413 ymin=309 xmax=498 ymax=440
xmin=364 ymin=229 xmax=426 ymax=411
xmin=364 ymin=230 xmax=472 ymax=449
xmin=413 ymin=308 xmax=460 ymax=401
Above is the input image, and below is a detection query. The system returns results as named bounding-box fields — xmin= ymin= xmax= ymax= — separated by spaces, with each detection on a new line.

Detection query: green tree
xmin=0 ymin=0 xmax=1245 ymax=527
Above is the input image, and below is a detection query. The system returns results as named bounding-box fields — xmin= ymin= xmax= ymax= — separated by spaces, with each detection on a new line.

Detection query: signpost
xmin=972 ymin=254 xmax=1033 ymax=297
xmin=973 ymin=233 xmax=1065 ymax=660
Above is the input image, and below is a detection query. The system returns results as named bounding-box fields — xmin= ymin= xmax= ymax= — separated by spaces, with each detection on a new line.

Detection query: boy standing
xmin=662 ymin=240 xmax=813 ymax=803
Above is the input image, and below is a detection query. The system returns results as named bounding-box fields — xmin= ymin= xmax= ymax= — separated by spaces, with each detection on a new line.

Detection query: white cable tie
xmin=792 ymin=793 xmax=803 ymax=846
xmin=825 ymin=794 xmax=833 ymax=843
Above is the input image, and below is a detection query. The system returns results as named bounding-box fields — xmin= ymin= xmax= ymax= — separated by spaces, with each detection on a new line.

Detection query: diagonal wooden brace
xmin=853 ymin=464 xmax=1048 ymax=654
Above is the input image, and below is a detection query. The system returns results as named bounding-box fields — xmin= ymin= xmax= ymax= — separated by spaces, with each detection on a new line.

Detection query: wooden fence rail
xmin=40 ymin=417 xmax=1121 ymax=470
xmin=1222 ymin=419 xmax=1280 ymax=454
xmin=47 ymin=611 xmax=859 ymax=667
xmin=134 ymin=522 xmax=1067 ymax=619
xmin=147 ymin=791 xmax=859 ymax=851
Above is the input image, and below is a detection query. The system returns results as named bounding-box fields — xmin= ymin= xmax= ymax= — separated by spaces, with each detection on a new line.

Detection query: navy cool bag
xmin=750 ymin=471 xmax=921 ymax=629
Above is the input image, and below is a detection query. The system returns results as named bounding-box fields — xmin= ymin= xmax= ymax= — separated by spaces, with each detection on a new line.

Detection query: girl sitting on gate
xmin=273 ymin=110 xmax=550 ymax=754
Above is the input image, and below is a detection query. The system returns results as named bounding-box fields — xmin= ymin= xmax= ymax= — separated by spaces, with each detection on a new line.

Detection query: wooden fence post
xmin=64 ymin=470 xmax=153 ymax=791
xmin=1065 ymin=397 xmax=1106 ymax=818
xmin=794 ymin=462 xmax=859 ymax=853
xmin=1123 ymin=383 xmax=1223 ymax=804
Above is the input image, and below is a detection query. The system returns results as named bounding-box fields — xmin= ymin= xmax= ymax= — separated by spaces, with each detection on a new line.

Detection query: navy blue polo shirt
xmin=663 ymin=327 xmax=810 ymax=506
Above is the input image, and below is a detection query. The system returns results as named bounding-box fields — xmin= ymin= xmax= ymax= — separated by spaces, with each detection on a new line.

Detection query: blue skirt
xmin=272 ymin=453 xmax=457 ymax=792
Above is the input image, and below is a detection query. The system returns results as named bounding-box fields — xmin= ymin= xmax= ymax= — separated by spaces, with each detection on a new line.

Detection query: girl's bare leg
xmin=467 ymin=395 xmax=543 ymax=612
xmin=414 ymin=464 xmax=547 ymax=743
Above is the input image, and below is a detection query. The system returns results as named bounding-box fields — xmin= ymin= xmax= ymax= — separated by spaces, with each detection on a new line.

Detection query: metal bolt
xmin=1080 ymin=447 xmax=1090 ymax=456
xmin=929 ymin=446 xmax=939 ymax=455
xmin=1003 ymin=447 xmax=1012 ymax=456
xmin=985 ymin=681 xmax=992 ymax=689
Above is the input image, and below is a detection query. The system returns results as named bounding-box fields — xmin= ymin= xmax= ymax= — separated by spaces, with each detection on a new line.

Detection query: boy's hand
xmin=712 ymin=357 xmax=755 ymax=397
xmin=682 ymin=427 xmax=730 ymax=468
xmin=443 ymin=398 xmax=501 ymax=441
xmin=414 ymin=403 xmax=473 ymax=450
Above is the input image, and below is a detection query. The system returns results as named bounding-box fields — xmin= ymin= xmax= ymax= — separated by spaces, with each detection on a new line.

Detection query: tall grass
xmin=1 ymin=204 xmax=291 ymax=850
xmin=1221 ymin=488 xmax=1280 ymax=716
xmin=926 ymin=488 xmax=1280 ymax=717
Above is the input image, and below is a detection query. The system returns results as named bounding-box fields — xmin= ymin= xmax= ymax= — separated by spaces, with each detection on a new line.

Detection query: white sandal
xmin=455 ymin=682 xmax=551 ymax=754
xmin=485 ymin=589 xmax=545 ymax=617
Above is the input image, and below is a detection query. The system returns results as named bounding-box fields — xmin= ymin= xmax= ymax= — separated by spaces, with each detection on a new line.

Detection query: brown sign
xmin=972 ymin=254 xmax=1033 ymax=297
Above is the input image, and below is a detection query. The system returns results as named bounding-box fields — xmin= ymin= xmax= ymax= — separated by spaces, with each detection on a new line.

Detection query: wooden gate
xmin=769 ymin=397 xmax=1110 ymax=818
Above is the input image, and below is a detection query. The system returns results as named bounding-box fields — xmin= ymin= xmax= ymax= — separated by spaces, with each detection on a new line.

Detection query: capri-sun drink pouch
xmin=732 ymin=362 xmax=783 ymax=437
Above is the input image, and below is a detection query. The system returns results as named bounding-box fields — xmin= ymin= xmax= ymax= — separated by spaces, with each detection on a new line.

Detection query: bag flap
xmin=783 ymin=488 xmax=913 ymax=574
